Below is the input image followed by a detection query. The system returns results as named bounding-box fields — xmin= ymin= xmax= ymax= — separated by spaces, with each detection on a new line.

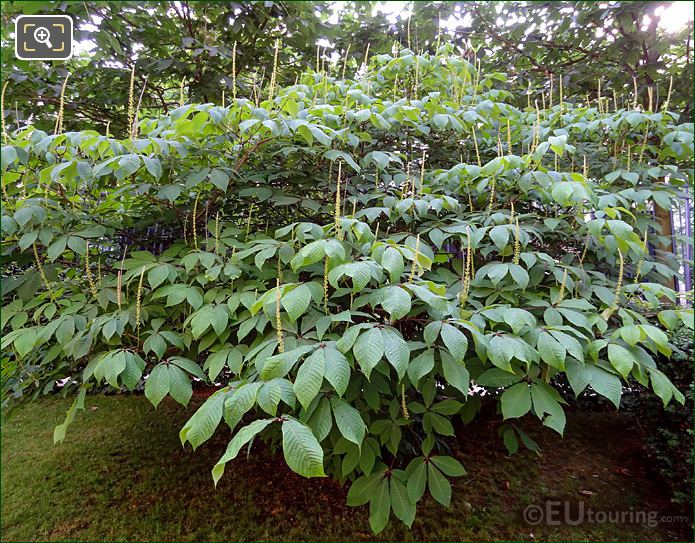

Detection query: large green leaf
xmin=282 ymin=418 xmax=326 ymax=477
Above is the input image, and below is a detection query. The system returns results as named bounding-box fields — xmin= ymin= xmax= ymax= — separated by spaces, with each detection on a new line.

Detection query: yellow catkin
xmin=559 ymin=73 xmax=564 ymax=106
xmin=597 ymin=78 xmax=602 ymax=114
xmin=85 ymin=241 xmax=98 ymax=299
xmin=408 ymin=234 xmax=420 ymax=283
xmin=97 ymin=257 xmax=102 ymax=286
xmin=135 ymin=266 xmax=146 ymax=338
xmin=192 ymin=193 xmax=199 ymax=250
xmin=612 ymin=249 xmax=624 ymax=309
xmin=214 ymin=212 xmax=220 ymax=255
xmin=127 ymin=65 xmax=136 ymax=134
xmin=334 ymin=161 xmax=342 ymax=239
xmin=527 ymin=81 xmax=532 ymax=109
xmin=497 ymin=134 xmax=503 ymax=158
xmin=633 ymin=77 xmax=638 ymax=109
xmin=557 ymin=267 xmax=568 ymax=304
xmin=275 ymin=277 xmax=285 ymax=353
xmin=323 ymin=256 xmax=330 ymax=315
xmin=362 ymin=43 xmax=370 ymax=70
xmin=579 ymin=234 xmax=590 ymax=265
xmin=221 ymin=89 xmax=225 ymax=108
xmin=232 ymin=41 xmax=237 ymax=101
xmin=460 ymin=226 xmax=474 ymax=310
xmin=633 ymin=230 xmax=649 ymax=283
xmin=549 ymin=73 xmax=554 ymax=108
xmin=54 ymin=72 xmax=70 ymax=135
xmin=513 ymin=218 xmax=521 ymax=265
xmin=401 ymin=384 xmax=409 ymax=419
xmin=507 ymin=118 xmax=512 ymax=155
xmin=627 ymin=144 xmax=632 ymax=172
xmin=268 ymin=38 xmax=280 ymax=103
xmin=402 ymin=159 xmax=411 ymax=199
xmin=487 ymin=177 xmax=496 ymax=212
xmin=613 ymin=88 xmax=618 ymax=111
xmin=341 ymin=43 xmax=351 ymax=80
xmin=583 ymin=154 xmax=588 ymax=178
xmin=663 ymin=75 xmax=673 ymax=112
xmin=1 ymin=80 xmax=9 ymax=145
xmin=647 ymin=86 xmax=653 ymax=112
xmin=471 ymin=126 xmax=481 ymax=166
xmin=179 ymin=77 xmax=186 ymax=108
xmin=33 ymin=243 xmax=55 ymax=300
xmin=533 ymin=101 xmax=541 ymax=151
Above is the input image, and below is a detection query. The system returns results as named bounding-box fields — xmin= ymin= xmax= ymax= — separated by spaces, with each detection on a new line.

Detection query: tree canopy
xmin=1 ymin=1 xmax=693 ymax=535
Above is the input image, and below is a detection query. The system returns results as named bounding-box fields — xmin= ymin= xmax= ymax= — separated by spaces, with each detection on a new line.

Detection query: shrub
xmin=1 ymin=44 xmax=693 ymax=533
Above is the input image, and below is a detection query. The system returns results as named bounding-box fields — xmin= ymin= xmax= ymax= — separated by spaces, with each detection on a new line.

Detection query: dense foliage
xmin=2 ymin=1 xmax=693 ymax=134
xmin=1 ymin=42 xmax=693 ymax=532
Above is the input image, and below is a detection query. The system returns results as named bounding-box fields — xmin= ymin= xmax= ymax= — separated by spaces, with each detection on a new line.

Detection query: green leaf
xmin=143 ymin=157 xmax=162 ymax=179
xmin=476 ymin=368 xmax=522 ymax=388
xmin=530 ymin=382 xmax=566 ymax=435
xmin=390 ymin=478 xmax=415 ymax=527
xmin=347 ymin=472 xmax=384 ymax=506
xmin=294 ymin=348 xmax=325 ymax=409
xmin=489 ymin=225 xmax=510 ymax=251
xmin=430 ymin=456 xmax=467 ymax=477
xmin=369 ymin=478 xmax=391 ymax=534
xmin=118 ymin=153 xmax=141 ymax=176
xmin=406 ymin=458 xmax=427 ymax=503
xmin=500 ymin=382 xmax=532 ymax=420
xmin=353 ymin=327 xmax=384 ymax=379
xmin=427 ymin=464 xmax=451 ymax=507
xmin=167 ymin=365 xmax=193 ymax=406
xmin=440 ymin=323 xmax=468 ymax=360
xmin=323 ymin=345 xmax=350 ymax=397
xmin=488 ymin=335 xmax=517 ymax=371
xmin=441 ymin=350 xmax=470 ymax=394
xmin=382 ymin=327 xmax=409 ymax=380
xmin=282 ymin=418 xmax=326 ymax=477
xmin=148 ymin=264 xmax=170 ymax=289
xmin=281 ymin=284 xmax=312 ymax=323
xmin=331 ymin=397 xmax=366 ymax=447
xmin=213 ymin=418 xmax=274 ymax=485
xmin=607 ymin=343 xmax=636 ymax=378
xmin=381 ymin=286 xmax=411 ymax=321
xmin=381 ymin=247 xmax=404 ymax=283
xmin=180 ymin=391 xmax=225 ymax=449
xmin=586 ymin=365 xmax=622 ymax=408
xmin=407 ymin=349 xmax=435 ymax=385
xmin=537 ymin=331 xmax=567 ymax=370
xmin=145 ymin=364 xmax=170 ymax=408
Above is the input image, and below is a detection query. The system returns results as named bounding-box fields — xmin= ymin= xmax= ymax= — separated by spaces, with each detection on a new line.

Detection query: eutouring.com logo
xmin=522 ymin=501 xmax=689 ymax=528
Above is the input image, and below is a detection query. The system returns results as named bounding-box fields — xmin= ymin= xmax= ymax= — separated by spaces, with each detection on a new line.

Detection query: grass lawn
xmin=1 ymin=394 xmax=691 ymax=542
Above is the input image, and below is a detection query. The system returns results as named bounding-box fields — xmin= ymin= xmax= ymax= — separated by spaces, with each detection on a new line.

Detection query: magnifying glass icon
xmin=33 ymin=26 xmax=53 ymax=49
